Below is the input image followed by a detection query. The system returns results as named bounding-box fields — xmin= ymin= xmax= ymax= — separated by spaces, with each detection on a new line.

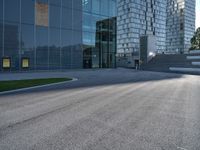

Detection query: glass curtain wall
xmin=82 ymin=0 xmax=116 ymax=68
xmin=0 ymin=0 xmax=82 ymax=71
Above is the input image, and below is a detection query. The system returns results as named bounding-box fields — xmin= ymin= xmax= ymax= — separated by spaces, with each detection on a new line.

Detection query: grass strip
xmin=0 ymin=78 xmax=71 ymax=92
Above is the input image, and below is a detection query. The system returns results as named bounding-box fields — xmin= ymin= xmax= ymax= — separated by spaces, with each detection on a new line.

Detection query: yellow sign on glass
xmin=3 ymin=58 xmax=11 ymax=68
xmin=22 ymin=58 xmax=29 ymax=68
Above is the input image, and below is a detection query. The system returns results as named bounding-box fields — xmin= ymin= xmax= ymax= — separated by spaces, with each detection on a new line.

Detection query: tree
xmin=190 ymin=27 xmax=200 ymax=50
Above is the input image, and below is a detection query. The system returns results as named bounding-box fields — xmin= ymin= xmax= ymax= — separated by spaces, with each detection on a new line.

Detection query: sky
xmin=196 ymin=0 xmax=200 ymax=29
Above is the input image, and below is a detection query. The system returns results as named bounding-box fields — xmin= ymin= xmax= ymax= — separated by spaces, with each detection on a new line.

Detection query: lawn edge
xmin=0 ymin=78 xmax=78 ymax=95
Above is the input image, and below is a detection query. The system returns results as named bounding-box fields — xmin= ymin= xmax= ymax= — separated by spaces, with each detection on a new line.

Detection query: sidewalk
xmin=0 ymin=69 xmax=117 ymax=81
xmin=0 ymin=71 xmax=75 ymax=81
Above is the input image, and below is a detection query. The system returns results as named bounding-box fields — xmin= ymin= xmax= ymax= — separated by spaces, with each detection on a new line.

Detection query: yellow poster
xmin=22 ymin=59 xmax=29 ymax=68
xmin=3 ymin=58 xmax=11 ymax=68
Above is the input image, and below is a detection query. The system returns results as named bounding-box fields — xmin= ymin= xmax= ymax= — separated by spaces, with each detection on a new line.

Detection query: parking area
xmin=0 ymin=69 xmax=200 ymax=150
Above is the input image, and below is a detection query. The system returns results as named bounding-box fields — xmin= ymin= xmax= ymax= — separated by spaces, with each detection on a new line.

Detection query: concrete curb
xmin=0 ymin=78 xmax=78 ymax=95
xmin=169 ymin=67 xmax=200 ymax=73
xmin=187 ymin=56 xmax=200 ymax=60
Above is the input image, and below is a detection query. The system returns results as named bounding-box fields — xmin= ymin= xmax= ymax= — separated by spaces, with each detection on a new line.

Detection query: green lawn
xmin=0 ymin=78 xmax=72 ymax=92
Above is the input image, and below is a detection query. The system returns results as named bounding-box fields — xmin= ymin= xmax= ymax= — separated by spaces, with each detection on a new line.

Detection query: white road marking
xmin=177 ymin=146 xmax=188 ymax=150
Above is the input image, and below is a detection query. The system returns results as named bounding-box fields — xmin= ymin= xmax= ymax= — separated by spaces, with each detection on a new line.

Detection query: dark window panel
xmin=72 ymin=9 xmax=82 ymax=31
xmin=21 ymin=24 xmax=34 ymax=50
xmin=0 ymin=0 xmax=3 ymax=21
xmin=21 ymin=0 xmax=35 ymax=24
xmin=61 ymin=49 xmax=71 ymax=69
xmin=72 ymin=30 xmax=82 ymax=46
xmin=49 ymin=28 xmax=60 ymax=48
xmin=61 ymin=29 xmax=72 ymax=69
xmin=49 ymin=48 xmax=60 ymax=69
xmin=62 ymin=0 xmax=72 ymax=8
xmin=61 ymin=8 xmax=72 ymax=29
xmin=61 ymin=29 xmax=72 ymax=47
xmin=36 ymin=48 xmax=48 ymax=70
xmin=50 ymin=5 xmax=61 ymax=28
xmin=0 ymin=22 xmax=3 ymax=47
xmin=73 ymin=0 xmax=82 ymax=10
xmin=35 ymin=26 xmax=48 ymax=70
xmin=49 ymin=0 xmax=61 ymax=6
xmin=36 ymin=0 xmax=48 ymax=4
xmin=5 ymin=0 xmax=20 ymax=23
xmin=71 ymin=30 xmax=82 ymax=68
xmin=4 ymin=22 xmax=20 ymax=70
xmin=36 ymin=26 xmax=48 ymax=47
xmin=4 ymin=23 xmax=19 ymax=49
xmin=0 ymin=47 xmax=2 ymax=71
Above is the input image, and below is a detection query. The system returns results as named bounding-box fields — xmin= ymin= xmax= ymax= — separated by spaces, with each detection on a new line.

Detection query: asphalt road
xmin=0 ymin=69 xmax=200 ymax=150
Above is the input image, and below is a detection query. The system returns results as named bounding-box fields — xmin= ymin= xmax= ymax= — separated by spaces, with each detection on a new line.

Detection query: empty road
xmin=0 ymin=69 xmax=200 ymax=150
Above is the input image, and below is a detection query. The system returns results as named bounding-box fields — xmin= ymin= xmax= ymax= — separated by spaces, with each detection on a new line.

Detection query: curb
xmin=0 ymin=78 xmax=78 ymax=95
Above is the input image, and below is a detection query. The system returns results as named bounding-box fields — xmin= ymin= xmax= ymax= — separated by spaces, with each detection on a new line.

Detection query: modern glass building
xmin=0 ymin=0 xmax=196 ymax=71
xmin=0 ymin=0 xmax=117 ymax=72
xmin=117 ymin=0 xmax=196 ymax=67
xmin=82 ymin=0 xmax=117 ymax=68
xmin=166 ymin=0 xmax=196 ymax=53
xmin=116 ymin=0 xmax=167 ymax=67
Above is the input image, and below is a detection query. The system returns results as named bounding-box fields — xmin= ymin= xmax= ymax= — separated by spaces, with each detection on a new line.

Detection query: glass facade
xmin=166 ymin=0 xmax=196 ymax=53
xmin=0 ymin=0 xmax=116 ymax=72
xmin=117 ymin=0 xmax=167 ymax=55
xmin=0 ymin=0 xmax=196 ymax=71
xmin=82 ymin=0 xmax=117 ymax=68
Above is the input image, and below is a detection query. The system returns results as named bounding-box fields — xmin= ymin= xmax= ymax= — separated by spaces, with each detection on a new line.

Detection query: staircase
xmin=141 ymin=50 xmax=200 ymax=75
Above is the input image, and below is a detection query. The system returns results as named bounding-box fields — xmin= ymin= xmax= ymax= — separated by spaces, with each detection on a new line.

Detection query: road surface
xmin=0 ymin=69 xmax=200 ymax=150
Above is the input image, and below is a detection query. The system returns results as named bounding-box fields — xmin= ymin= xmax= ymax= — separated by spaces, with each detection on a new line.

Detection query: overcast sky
xmin=196 ymin=0 xmax=200 ymax=29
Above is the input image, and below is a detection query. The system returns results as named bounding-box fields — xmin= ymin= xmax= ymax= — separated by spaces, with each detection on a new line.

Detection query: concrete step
xmin=189 ymin=50 xmax=200 ymax=54
xmin=192 ymin=62 xmax=200 ymax=66
xmin=169 ymin=67 xmax=200 ymax=73
xmin=187 ymin=56 xmax=200 ymax=60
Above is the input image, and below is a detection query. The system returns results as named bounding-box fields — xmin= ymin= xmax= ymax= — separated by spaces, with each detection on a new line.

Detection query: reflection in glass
xmin=82 ymin=0 xmax=116 ymax=69
xmin=0 ymin=0 xmax=116 ymax=71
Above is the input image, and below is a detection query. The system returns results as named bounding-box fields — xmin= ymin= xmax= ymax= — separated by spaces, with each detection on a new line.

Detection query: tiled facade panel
xmin=166 ymin=0 xmax=196 ymax=53
xmin=117 ymin=0 xmax=167 ymax=56
xmin=117 ymin=0 xmax=195 ymax=56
